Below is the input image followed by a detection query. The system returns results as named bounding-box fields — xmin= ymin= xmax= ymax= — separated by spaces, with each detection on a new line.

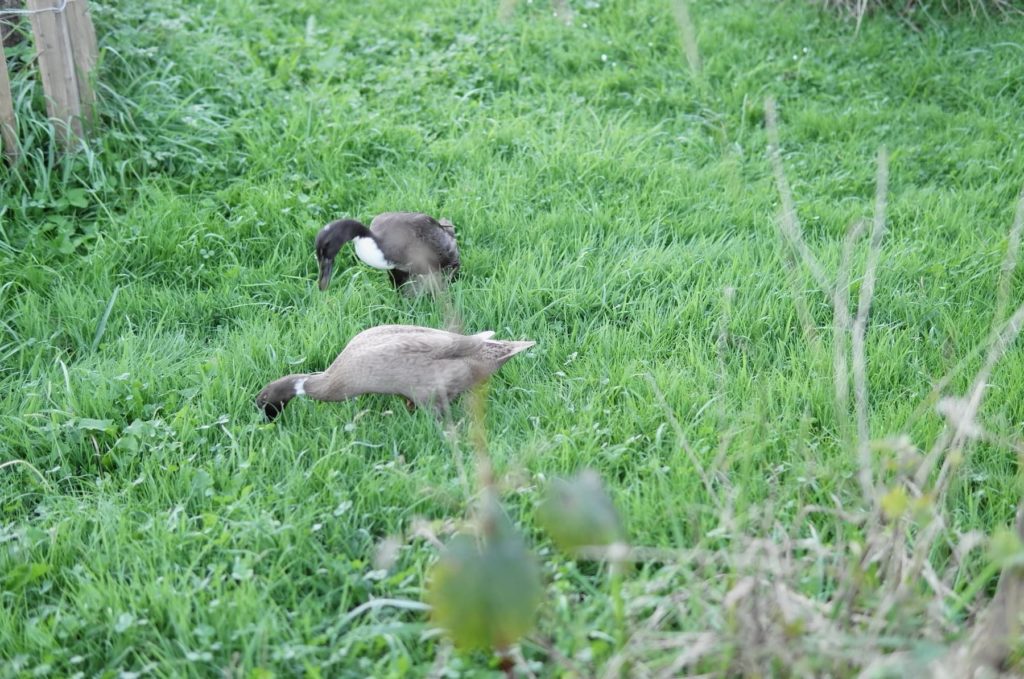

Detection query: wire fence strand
xmin=0 ymin=0 xmax=72 ymax=18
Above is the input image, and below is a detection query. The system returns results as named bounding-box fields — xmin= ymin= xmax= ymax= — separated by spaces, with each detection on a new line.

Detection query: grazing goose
xmin=256 ymin=324 xmax=534 ymax=421
xmin=315 ymin=212 xmax=460 ymax=292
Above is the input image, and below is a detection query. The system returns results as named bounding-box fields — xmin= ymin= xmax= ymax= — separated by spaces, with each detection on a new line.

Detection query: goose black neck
xmin=330 ymin=219 xmax=373 ymax=241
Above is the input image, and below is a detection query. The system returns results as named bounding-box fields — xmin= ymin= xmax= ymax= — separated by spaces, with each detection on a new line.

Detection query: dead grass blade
xmin=764 ymin=97 xmax=832 ymax=294
xmin=670 ymin=0 xmax=702 ymax=77
xmin=834 ymin=220 xmax=866 ymax=442
xmin=764 ymin=97 xmax=832 ymax=343
xmin=851 ymin=148 xmax=889 ymax=499
xmin=993 ymin=185 xmax=1024 ymax=330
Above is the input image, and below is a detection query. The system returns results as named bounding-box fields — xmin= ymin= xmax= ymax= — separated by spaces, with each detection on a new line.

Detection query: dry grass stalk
xmin=866 ymin=504 xmax=1024 ymax=678
xmin=994 ymin=186 xmax=1024 ymax=331
xmin=833 ymin=220 xmax=866 ymax=440
xmin=764 ymin=98 xmax=833 ymax=295
xmin=763 ymin=97 xmax=843 ymax=349
xmin=765 ymin=98 xmax=891 ymax=499
xmin=942 ymin=300 xmax=1024 ymax=482
xmin=844 ymin=191 xmax=1024 ymax=662
xmin=852 ymin=148 xmax=888 ymax=500
xmin=902 ymin=185 xmax=1024 ymax=443
xmin=670 ymin=0 xmax=703 ymax=77
xmin=944 ymin=187 xmax=1024 ymax=465
xmin=859 ymin=182 xmax=1024 ymax=664
xmin=914 ymin=297 xmax=1024 ymax=491
xmin=427 ymin=642 xmax=453 ymax=679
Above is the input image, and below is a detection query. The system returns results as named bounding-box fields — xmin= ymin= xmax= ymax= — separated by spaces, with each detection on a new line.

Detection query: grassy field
xmin=2 ymin=0 xmax=1024 ymax=675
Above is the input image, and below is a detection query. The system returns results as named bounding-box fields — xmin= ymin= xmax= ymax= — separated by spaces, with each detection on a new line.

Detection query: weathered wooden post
xmin=0 ymin=39 xmax=17 ymax=162
xmin=64 ymin=0 xmax=97 ymax=125
xmin=24 ymin=0 xmax=97 ymax=150
xmin=27 ymin=0 xmax=82 ymax=147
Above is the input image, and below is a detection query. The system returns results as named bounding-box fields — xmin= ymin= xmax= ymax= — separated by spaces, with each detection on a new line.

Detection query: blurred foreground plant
xmin=426 ymin=490 xmax=541 ymax=654
xmin=539 ymin=468 xmax=631 ymax=656
xmin=538 ymin=469 xmax=627 ymax=558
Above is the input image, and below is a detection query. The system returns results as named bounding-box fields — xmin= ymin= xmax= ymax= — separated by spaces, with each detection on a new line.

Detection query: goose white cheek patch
xmin=294 ymin=378 xmax=307 ymax=397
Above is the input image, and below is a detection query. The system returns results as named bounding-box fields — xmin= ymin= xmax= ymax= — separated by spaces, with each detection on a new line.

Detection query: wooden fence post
xmin=64 ymin=0 xmax=97 ymax=127
xmin=27 ymin=0 xmax=82 ymax=148
xmin=0 ymin=40 xmax=17 ymax=162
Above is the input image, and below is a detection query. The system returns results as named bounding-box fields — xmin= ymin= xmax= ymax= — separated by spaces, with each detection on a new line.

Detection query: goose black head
xmin=315 ymin=219 xmax=372 ymax=291
xmin=255 ymin=376 xmax=301 ymax=422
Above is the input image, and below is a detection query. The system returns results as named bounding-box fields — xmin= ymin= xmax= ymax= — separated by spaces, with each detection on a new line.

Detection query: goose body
xmin=315 ymin=212 xmax=460 ymax=292
xmin=256 ymin=325 xmax=534 ymax=420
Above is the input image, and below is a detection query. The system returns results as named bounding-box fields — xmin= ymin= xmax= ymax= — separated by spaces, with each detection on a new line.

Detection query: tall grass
xmin=589 ymin=98 xmax=1024 ymax=676
xmin=2 ymin=0 xmax=1024 ymax=675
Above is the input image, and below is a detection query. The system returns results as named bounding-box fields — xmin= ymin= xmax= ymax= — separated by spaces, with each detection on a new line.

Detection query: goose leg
xmin=423 ymin=392 xmax=451 ymax=420
xmin=432 ymin=401 xmax=451 ymax=421
xmin=406 ymin=390 xmax=451 ymax=420
xmin=388 ymin=268 xmax=410 ymax=289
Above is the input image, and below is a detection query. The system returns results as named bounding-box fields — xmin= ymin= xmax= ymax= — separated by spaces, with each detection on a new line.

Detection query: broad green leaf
xmin=539 ymin=469 xmax=626 ymax=556
xmin=74 ymin=418 xmax=117 ymax=435
xmin=65 ymin=189 xmax=90 ymax=208
xmin=3 ymin=562 xmax=51 ymax=591
xmin=427 ymin=496 xmax=540 ymax=651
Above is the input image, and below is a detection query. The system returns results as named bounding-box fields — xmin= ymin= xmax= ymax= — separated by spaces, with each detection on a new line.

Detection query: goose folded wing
xmin=384 ymin=333 xmax=485 ymax=360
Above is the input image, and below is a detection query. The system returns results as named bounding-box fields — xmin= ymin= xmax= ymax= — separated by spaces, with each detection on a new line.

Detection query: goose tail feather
xmin=489 ymin=340 xmax=536 ymax=365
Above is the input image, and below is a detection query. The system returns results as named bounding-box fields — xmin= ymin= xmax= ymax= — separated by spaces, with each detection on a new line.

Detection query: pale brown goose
xmin=256 ymin=325 xmax=534 ymax=421
xmin=315 ymin=212 xmax=460 ymax=292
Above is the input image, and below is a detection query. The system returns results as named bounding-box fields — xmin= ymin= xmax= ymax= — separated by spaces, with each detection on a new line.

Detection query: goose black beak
xmin=262 ymin=402 xmax=282 ymax=422
xmin=317 ymin=257 xmax=334 ymax=291
xmin=256 ymin=395 xmax=281 ymax=422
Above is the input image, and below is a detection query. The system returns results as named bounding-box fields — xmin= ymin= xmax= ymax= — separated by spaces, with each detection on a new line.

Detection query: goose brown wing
xmin=419 ymin=217 xmax=459 ymax=271
xmin=345 ymin=325 xmax=482 ymax=359
xmin=370 ymin=212 xmax=459 ymax=273
xmin=383 ymin=331 xmax=484 ymax=360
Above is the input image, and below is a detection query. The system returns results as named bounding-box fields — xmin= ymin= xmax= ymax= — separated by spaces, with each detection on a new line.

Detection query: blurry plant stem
xmin=468 ymin=382 xmax=494 ymax=489
xmin=496 ymin=646 xmax=515 ymax=677
xmin=608 ymin=548 xmax=631 ymax=676
xmin=611 ymin=566 xmax=626 ymax=651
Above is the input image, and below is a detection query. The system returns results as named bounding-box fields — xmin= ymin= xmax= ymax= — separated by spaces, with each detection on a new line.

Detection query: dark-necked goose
xmin=256 ymin=324 xmax=534 ymax=420
xmin=315 ymin=212 xmax=460 ymax=292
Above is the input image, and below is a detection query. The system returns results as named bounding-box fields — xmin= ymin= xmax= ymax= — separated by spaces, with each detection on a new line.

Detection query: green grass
xmin=2 ymin=0 xmax=1024 ymax=675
